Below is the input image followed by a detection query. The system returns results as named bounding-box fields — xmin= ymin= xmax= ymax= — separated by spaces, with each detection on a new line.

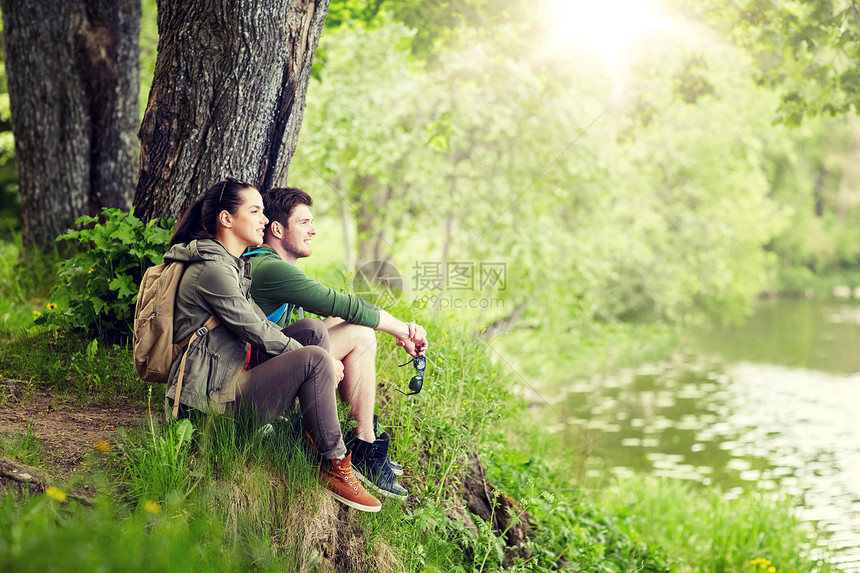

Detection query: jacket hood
xmin=163 ymin=239 xmax=241 ymax=268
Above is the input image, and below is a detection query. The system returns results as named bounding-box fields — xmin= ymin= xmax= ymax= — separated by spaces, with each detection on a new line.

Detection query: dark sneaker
xmin=377 ymin=431 xmax=404 ymax=476
xmin=318 ymin=453 xmax=382 ymax=512
xmin=372 ymin=415 xmax=404 ymax=476
xmin=349 ymin=434 xmax=408 ymax=499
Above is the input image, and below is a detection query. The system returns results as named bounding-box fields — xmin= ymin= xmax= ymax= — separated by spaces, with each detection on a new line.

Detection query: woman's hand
xmin=332 ymin=358 xmax=345 ymax=385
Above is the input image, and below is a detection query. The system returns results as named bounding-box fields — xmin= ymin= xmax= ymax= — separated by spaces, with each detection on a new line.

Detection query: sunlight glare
xmin=546 ymin=0 xmax=675 ymax=70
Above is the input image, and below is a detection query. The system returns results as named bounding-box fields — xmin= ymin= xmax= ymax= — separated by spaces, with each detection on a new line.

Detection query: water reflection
xmin=540 ymin=299 xmax=860 ymax=571
xmin=695 ymin=299 xmax=860 ymax=374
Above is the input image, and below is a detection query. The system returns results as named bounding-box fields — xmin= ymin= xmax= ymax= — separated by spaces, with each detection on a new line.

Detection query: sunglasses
xmin=395 ymin=355 xmax=426 ymax=396
xmin=218 ymin=177 xmax=253 ymax=206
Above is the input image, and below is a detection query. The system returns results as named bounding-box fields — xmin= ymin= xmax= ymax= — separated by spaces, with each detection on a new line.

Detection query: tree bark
xmin=0 ymin=0 xmax=140 ymax=246
xmin=134 ymin=0 xmax=330 ymax=222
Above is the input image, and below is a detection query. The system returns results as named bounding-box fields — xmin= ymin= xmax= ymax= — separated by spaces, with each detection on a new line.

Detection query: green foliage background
xmin=0 ymin=1 xmax=853 ymax=571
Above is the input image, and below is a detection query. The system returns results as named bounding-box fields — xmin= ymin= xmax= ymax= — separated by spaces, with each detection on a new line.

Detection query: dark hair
xmin=170 ymin=177 xmax=257 ymax=246
xmin=261 ymin=187 xmax=313 ymax=234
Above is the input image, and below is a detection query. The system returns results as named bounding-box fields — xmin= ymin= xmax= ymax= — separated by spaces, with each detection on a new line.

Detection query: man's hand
xmin=396 ymin=322 xmax=429 ymax=356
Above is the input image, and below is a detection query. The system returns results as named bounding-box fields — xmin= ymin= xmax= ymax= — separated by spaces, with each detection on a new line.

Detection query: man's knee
xmin=291 ymin=318 xmax=331 ymax=348
xmin=347 ymin=323 xmax=377 ymax=354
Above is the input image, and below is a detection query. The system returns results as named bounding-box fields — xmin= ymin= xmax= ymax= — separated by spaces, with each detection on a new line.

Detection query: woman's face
xmin=227 ymin=188 xmax=268 ymax=247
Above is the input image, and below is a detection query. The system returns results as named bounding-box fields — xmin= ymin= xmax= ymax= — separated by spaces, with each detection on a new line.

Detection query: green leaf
xmin=175 ymin=419 xmax=195 ymax=449
xmin=86 ymin=338 xmax=99 ymax=361
xmin=108 ymin=274 xmax=137 ymax=298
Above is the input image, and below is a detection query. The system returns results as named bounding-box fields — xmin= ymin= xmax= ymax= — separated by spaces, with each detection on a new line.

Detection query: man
xmin=246 ymin=187 xmax=429 ymax=499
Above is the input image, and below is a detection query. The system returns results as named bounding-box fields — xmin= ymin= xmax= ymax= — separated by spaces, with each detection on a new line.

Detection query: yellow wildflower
xmin=32 ymin=311 xmax=41 ymax=317
xmin=768 ymin=568 xmax=775 ymax=573
xmin=94 ymin=439 xmax=111 ymax=453
xmin=45 ymin=486 xmax=67 ymax=503
xmin=144 ymin=500 xmax=162 ymax=514
xmin=46 ymin=302 xmax=58 ymax=310
xmin=442 ymin=332 xmax=448 ymax=339
xmin=88 ymin=268 xmax=94 ymax=274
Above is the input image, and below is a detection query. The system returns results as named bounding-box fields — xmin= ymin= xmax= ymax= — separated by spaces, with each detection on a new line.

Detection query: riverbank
xmin=0 ymin=306 xmax=839 ymax=571
xmin=0 ymin=319 xmax=675 ymax=571
xmin=507 ymin=298 xmax=860 ymax=572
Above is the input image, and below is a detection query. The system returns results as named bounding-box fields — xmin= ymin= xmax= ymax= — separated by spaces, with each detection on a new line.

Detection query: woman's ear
xmin=218 ymin=209 xmax=233 ymax=230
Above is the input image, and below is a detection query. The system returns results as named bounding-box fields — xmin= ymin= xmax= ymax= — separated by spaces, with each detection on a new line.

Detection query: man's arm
xmin=251 ymin=253 xmax=380 ymax=328
xmin=252 ymin=252 xmax=428 ymax=354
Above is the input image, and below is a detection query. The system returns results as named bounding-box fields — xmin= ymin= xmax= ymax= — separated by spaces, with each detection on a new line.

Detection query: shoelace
xmin=335 ymin=463 xmax=359 ymax=491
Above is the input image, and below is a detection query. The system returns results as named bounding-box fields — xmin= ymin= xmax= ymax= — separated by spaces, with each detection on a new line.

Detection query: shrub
xmin=37 ymin=209 xmax=173 ymax=339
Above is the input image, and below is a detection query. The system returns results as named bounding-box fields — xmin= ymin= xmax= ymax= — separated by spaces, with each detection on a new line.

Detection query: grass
xmin=0 ymin=316 xmax=677 ymax=572
xmin=596 ymin=475 xmax=835 ymax=573
xmin=0 ymin=239 xmax=840 ymax=572
xmin=0 ymin=333 xmax=149 ymax=404
xmin=0 ymin=236 xmax=58 ymax=336
xmin=0 ymin=425 xmax=48 ymax=468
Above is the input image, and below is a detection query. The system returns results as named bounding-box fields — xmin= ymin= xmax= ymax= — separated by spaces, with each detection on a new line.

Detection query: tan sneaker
xmin=319 ymin=452 xmax=382 ymax=512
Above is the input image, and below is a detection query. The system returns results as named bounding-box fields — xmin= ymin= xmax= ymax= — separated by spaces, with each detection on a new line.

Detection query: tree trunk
xmin=355 ymin=176 xmax=393 ymax=266
xmin=134 ymin=0 xmax=330 ymax=222
xmin=0 ymin=0 xmax=140 ymax=246
xmin=339 ymin=198 xmax=356 ymax=271
xmin=356 ymin=202 xmax=392 ymax=265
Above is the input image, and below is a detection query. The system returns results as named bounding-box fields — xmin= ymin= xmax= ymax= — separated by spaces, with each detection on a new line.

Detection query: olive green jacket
xmin=164 ymin=239 xmax=301 ymax=412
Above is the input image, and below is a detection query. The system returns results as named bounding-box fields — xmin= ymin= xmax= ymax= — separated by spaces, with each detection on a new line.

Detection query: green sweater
xmin=246 ymin=247 xmax=381 ymax=329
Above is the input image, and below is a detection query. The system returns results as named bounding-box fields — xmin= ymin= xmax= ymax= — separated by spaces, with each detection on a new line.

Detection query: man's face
xmin=278 ymin=204 xmax=316 ymax=263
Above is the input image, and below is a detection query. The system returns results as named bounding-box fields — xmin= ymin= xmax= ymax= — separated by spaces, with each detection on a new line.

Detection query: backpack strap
xmin=172 ymin=315 xmax=220 ymax=420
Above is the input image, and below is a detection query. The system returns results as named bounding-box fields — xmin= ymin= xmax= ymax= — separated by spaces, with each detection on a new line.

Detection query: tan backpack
xmin=133 ymin=261 xmax=218 ymax=418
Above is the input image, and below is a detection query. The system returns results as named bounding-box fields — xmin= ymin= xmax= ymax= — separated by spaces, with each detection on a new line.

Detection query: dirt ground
xmin=0 ymin=379 xmax=148 ymax=478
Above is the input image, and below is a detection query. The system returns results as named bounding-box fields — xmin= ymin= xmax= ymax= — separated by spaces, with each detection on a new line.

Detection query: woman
xmin=163 ymin=177 xmax=381 ymax=512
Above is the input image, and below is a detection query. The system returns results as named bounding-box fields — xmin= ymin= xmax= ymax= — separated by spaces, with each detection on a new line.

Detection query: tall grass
xmin=115 ymin=415 xmax=199 ymax=504
xmin=0 ymin=493 xmax=280 ymax=572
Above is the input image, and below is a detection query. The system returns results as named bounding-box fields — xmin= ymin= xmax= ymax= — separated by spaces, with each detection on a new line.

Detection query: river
xmin=537 ymin=299 xmax=860 ymax=571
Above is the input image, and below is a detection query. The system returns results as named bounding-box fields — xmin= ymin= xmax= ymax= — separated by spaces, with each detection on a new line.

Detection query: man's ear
xmin=269 ymin=220 xmax=284 ymax=239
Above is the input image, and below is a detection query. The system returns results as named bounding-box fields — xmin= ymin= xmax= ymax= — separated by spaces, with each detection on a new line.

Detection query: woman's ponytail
xmin=170 ymin=199 xmax=205 ymax=246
